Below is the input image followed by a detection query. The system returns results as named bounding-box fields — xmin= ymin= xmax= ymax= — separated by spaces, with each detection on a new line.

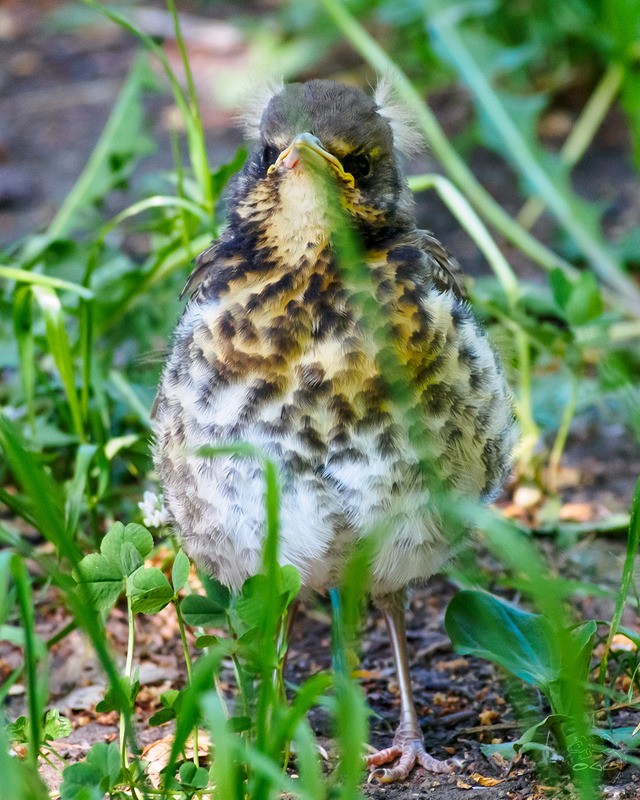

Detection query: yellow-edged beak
xmin=268 ymin=132 xmax=355 ymax=188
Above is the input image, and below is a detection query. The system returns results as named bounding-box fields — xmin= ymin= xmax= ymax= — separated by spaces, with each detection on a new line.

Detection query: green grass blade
xmin=409 ymin=173 xmax=519 ymax=300
xmin=31 ymin=285 xmax=85 ymax=441
xmin=12 ymin=285 xmax=36 ymax=432
xmin=0 ymin=266 xmax=94 ymax=299
xmin=0 ymin=417 xmax=67 ymax=547
xmin=318 ymin=0 xmax=580 ymax=285
xmin=108 ymin=370 xmax=152 ymax=429
xmin=65 ymin=444 xmax=99 ymax=536
xmin=46 ymin=52 xmax=156 ymax=241
xmin=427 ymin=8 xmax=640 ymax=309
xmin=79 ymin=0 xmax=213 ymax=213
xmin=9 ymin=555 xmax=42 ymax=766
xmin=599 ymin=475 xmax=640 ymax=682
xmin=0 ymin=416 xmax=132 ymax=732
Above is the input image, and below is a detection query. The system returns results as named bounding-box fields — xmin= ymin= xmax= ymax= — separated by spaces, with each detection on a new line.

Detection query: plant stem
xmin=121 ymin=592 xmax=135 ymax=770
xmin=320 ymin=0 xmax=640 ymax=317
xmin=518 ymin=63 xmax=624 ymax=230
xmin=319 ymin=0 xmax=574 ymax=278
xmin=175 ymin=600 xmax=199 ymax=766
xmin=165 ymin=0 xmax=214 ymax=213
xmin=514 ymin=329 xmax=539 ymax=469
xmin=598 ymin=477 xmax=640 ymax=685
xmin=426 ymin=8 xmax=640 ymax=310
xmin=547 ymin=375 xmax=579 ymax=493
xmin=409 ymin=173 xmax=519 ymax=300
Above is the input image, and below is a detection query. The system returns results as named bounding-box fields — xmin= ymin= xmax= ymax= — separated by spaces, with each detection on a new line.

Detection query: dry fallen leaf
xmin=435 ymin=658 xmax=469 ymax=671
xmin=456 ymin=778 xmax=472 ymax=789
xmin=470 ymin=772 xmax=504 ymax=786
xmin=141 ymin=732 xmax=211 ymax=787
xmin=610 ymin=633 xmax=637 ymax=653
xmin=558 ymin=502 xmax=597 ymax=522
xmin=512 ymin=485 xmax=543 ymax=510
xmin=478 ymin=708 xmax=500 ymax=726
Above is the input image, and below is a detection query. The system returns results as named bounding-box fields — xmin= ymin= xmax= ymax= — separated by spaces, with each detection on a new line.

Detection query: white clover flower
xmin=138 ymin=491 xmax=170 ymax=529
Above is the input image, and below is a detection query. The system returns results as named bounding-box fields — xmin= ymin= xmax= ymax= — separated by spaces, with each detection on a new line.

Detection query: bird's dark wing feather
xmin=408 ymin=229 xmax=467 ymax=300
xmin=150 ymin=241 xmax=222 ymax=422
xmin=179 ymin=240 xmax=221 ymax=301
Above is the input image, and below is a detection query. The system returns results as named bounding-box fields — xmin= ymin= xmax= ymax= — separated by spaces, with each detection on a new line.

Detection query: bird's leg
xmin=367 ymin=592 xmax=453 ymax=783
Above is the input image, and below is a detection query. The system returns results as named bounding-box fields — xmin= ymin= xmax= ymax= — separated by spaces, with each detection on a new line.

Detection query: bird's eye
xmin=262 ymin=144 xmax=279 ymax=166
xmin=342 ymin=152 xmax=373 ymax=181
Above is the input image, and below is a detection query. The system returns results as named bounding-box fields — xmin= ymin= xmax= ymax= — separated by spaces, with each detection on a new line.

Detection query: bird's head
xmin=228 ymin=79 xmax=420 ymax=252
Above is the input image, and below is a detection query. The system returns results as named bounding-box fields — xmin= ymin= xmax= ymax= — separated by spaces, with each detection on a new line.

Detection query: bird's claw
xmin=366 ymin=739 xmax=454 ymax=784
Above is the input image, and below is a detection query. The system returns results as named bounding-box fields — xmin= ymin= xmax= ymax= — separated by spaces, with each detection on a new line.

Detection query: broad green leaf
xmin=226 ymin=715 xmax=252 ymax=733
xmin=236 ymin=565 xmax=300 ymax=628
xmin=127 ymin=566 xmax=173 ymax=614
xmin=149 ymin=707 xmax=176 ymax=726
xmin=160 ymin=689 xmax=181 ymax=708
xmin=100 ymin=521 xmax=153 ymax=570
xmin=564 ymin=273 xmax=603 ymax=327
xmin=236 ymin=574 xmax=272 ymax=628
xmin=549 ymin=269 xmax=573 ymax=312
xmin=85 ymin=741 xmax=121 ymax=788
xmin=445 ymin=590 xmax=559 ymax=690
xmin=179 ymin=762 xmax=209 ymax=789
xmin=43 ymin=708 xmax=72 ymax=742
xmin=481 ymin=714 xmax=567 ymax=760
xmin=171 ymin=549 xmax=190 ymax=592
xmin=75 ymin=554 xmax=123 ymax=611
xmin=279 ymin=564 xmax=302 ymax=605
xmin=201 ymin=573 xmax=231 ymax=611
xmin=60 ymin=762 xmax=103 ymax=800
xmin=181 ymin=594 xmax=227 ymax=627
xmin=118 ymin=542 xmax=144 ymax=578
xmin=6 ymin=716 xmax=29 ymax=744
xmin=195 ymin=634 xmax=221 ymax=649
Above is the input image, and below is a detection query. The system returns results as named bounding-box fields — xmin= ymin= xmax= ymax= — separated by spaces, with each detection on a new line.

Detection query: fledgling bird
xmin=153 ymin=79 xmax=517 ymax=783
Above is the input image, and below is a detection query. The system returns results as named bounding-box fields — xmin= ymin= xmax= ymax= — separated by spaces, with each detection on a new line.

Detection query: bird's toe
xmin=366 ymin=739 xmax=453 ymax=783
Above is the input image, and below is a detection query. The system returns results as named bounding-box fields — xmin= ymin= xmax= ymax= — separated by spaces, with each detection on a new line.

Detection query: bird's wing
xmin=150 ymin=240 xmax=222 ymax=422
xmin=410 ymin=229 xmax=467 ymax=301
xmin=179 ymin=239 xmax=221 ymax=301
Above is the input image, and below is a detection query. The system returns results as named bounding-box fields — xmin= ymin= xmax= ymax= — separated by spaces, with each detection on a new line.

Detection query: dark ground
xmin=1 ymin=1 xmax=640 ymax=798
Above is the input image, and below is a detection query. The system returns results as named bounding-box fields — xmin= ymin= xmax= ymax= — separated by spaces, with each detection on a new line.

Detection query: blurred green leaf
xmin=181 ymin=594 xmax=227 ymax=627
xmin=445 ymin=590 xmax=559 ymax=690
xmin=75 ymin=553 xmax=123 ymax=611
xmin=171 ymin=549 xmax=191 ymax=592
xmin=47 ymin=53 xmax=158 ymax=240
xmin=100 ymin=522 xmax=153 ymax=570
xmin=42 ymin=708 xmax=72 ymax=742
xmin=127 ymin=566 xmax=174 ymax=614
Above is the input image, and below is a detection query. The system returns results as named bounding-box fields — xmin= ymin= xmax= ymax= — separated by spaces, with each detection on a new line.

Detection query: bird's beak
xmin=268 ymin=132 xmax=355 ymax=188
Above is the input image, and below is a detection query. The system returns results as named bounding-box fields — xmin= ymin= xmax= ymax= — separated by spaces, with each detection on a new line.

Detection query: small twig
xmin=422 ymin=709 xmax=476 ymax=727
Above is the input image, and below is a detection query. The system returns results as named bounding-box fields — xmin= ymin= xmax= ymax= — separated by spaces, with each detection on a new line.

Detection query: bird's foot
xmin=366 ymin=736 xmax=453 ymax=784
